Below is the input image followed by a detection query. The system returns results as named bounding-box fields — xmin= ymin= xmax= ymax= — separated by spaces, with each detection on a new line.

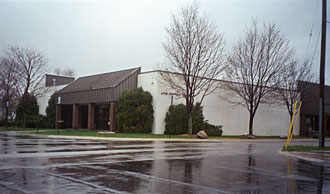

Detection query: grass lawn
xmin=25 ymin=129 xmax=286 ymax=139
xmin=26 ymin=129 xmax=198 ymax=139
xmin=283 ymin=145 xmax=330 ymax=151
xmin=31 ymin=130 xmax=286 ymax=139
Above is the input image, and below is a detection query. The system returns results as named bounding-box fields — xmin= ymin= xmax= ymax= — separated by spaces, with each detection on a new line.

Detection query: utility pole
xmin=319 ymin=0 xmax=326 ymax=148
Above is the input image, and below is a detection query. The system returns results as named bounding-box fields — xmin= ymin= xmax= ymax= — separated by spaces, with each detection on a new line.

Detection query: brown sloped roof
xmin=57 ymin=67 xmax=140 ymax=93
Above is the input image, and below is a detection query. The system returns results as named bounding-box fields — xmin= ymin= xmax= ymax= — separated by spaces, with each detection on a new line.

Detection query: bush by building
xmin=192 ymin=103 xmax=205 ymax=134
xmin=164 ymin=103 xmax=204 ymax=135
xmin=0 ymin=119 xmax=15 ymax=127
xmin=164 ymin=104 xmax=187 ymax=135
xmin=117 ymin=87 xmax=154 ymax=133
xmin=44 ymin=93 xmax=56 ymax=128
xmin=15 ymin=93 xmax=39 ymax=128
xmin=164 ymin=103 xmax=222 ymax=136
xmin=204 ymin=123 xmax=223 ymax=136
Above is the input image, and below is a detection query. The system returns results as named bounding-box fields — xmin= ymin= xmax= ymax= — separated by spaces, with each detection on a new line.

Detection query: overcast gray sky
xmin=0 ymin=0 xmax=329 ymax=83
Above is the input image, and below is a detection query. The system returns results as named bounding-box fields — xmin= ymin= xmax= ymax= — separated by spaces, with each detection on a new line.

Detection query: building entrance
xmin=80 ymin=105 xmax=88 ymax=129
xmin=96 ymin=105 xmax=109 ymax=130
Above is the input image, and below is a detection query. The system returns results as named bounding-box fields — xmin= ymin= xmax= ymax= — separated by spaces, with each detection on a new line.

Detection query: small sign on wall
xmin=58 ymin=96 xmax=61 ymax=104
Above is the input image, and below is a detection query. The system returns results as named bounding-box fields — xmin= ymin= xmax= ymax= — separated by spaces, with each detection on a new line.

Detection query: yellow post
xmin=288 ymin=101 xmax=302 ymax=145
xmin=285 ymin=101 xmax=297 ymax=149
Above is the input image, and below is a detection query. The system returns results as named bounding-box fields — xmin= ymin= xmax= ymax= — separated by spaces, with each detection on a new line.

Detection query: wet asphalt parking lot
xmin=0 ymin=132 xmax=330 ymax=194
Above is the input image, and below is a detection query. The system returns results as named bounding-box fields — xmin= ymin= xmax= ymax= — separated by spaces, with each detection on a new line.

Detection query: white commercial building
xmin=37 ymin=74 xmax=74 ymax=116
xmin=52 ymin=68 xmax=298 ymax=136
xmin=138 ymin=70 xmax=298 ymax=136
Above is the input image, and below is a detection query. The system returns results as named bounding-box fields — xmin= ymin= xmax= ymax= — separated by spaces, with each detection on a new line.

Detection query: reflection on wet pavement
xmin=0 ymin=132 xmax=329 ymax=193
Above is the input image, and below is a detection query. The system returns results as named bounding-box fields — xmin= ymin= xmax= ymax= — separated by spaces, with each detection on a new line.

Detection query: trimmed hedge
xmin=117 ymin=87 xmax=154 ymax=133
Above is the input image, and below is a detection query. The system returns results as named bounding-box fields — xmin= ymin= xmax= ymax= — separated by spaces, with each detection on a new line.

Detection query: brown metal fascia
xmin=56 ymin=85 xmax=114 ymax=94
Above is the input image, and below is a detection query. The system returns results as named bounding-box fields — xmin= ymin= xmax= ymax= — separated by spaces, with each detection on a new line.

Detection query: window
xmin=306 ymin=115 xmax=319 ymax=132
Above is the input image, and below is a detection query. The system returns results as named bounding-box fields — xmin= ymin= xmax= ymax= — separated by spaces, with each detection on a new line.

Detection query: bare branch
xmin=225 ymin=20 xmax=294 ymax=135
xmin=0 ymin=57 xmax=20 ymax=127
xmin=274 ymin=58 xmax=315 ymax=118
xmin=53 ymin=67 xmax=75 ymax=77
xmin=5 ymin=45 xmax=49 ymax=97
xmin=54 ymin=67 xmax=61 ymax=75
xmin=3 ymin=45 xmax=49 ymax=128
xmin=159 ymin=2 xmax=226 ymax=134
xmin=62 ymin=68 xmax=75 ymax=77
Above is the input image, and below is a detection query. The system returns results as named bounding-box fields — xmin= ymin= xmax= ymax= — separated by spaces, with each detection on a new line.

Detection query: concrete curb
xmin=278 ymin=150 xmax=328 ymax=163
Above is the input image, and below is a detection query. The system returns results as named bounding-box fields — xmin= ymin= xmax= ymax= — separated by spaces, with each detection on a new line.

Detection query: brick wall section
xmin=88 ymin=103 xmax=95 ymax=130
xmin=55 ymin=105 xmax=61 ymax=128
xmin=72 ymin=104 xmax=79 ymax=129
xmin=109 ymin=102 xmax=117 ymax=132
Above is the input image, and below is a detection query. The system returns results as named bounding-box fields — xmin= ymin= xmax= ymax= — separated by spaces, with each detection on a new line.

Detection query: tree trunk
xmin=23 ymin=114 xmax=26 ymax=129
xmin=5 ymin=102 xmax=8 ymax=130
xmin=188 ymin=113 xmax=193 ymax=135
xmin=22 ymin=93 xmax=27 ymax=129
xmin=186 ymin=100 xmax=193 ymax=135
xmin=249 ymin=111 xmax=254 ymax=135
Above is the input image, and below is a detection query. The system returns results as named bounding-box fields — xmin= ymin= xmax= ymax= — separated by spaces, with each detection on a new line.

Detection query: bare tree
xmin=225 ymin=21 xmax=294 ymax=135
xmin=53 ymin=67 xmax=75 ymax=77
xmin=5 ymin=45 xmax=48 ymax=128
xmin=6 ymin=46 xmax=48 ymax=97
xmin=275 ymin=58 xmax=314 ymax=119
xmin=53 ymin=67 xmax=61 ymax=75
xmin=62 ymin=68 xmax=75 ymax=77
xmin=0 ymin=58 xmax=20 ymax=129
xmin=160 ymin=2 xmax=226 ymax=134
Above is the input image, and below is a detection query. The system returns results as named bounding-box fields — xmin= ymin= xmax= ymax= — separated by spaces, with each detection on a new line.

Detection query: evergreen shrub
xmin=15 ymin=93 xmax=39 ymax=128
xmin=164 ymin=103 xmax=207 ymax=135
xmin=45 ymin=93 xmax=56 ymax=128
xmin=117 ymin=87 xmax=154 ymax=133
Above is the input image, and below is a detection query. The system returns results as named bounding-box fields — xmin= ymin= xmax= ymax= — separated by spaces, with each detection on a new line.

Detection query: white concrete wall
xmin=138 ymin=71 xmax=299 ymax=136
xmin=37 ymin=85 xmax=67 ymax=116
xmin=37 ymin=76 xmax=68 ymax=116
